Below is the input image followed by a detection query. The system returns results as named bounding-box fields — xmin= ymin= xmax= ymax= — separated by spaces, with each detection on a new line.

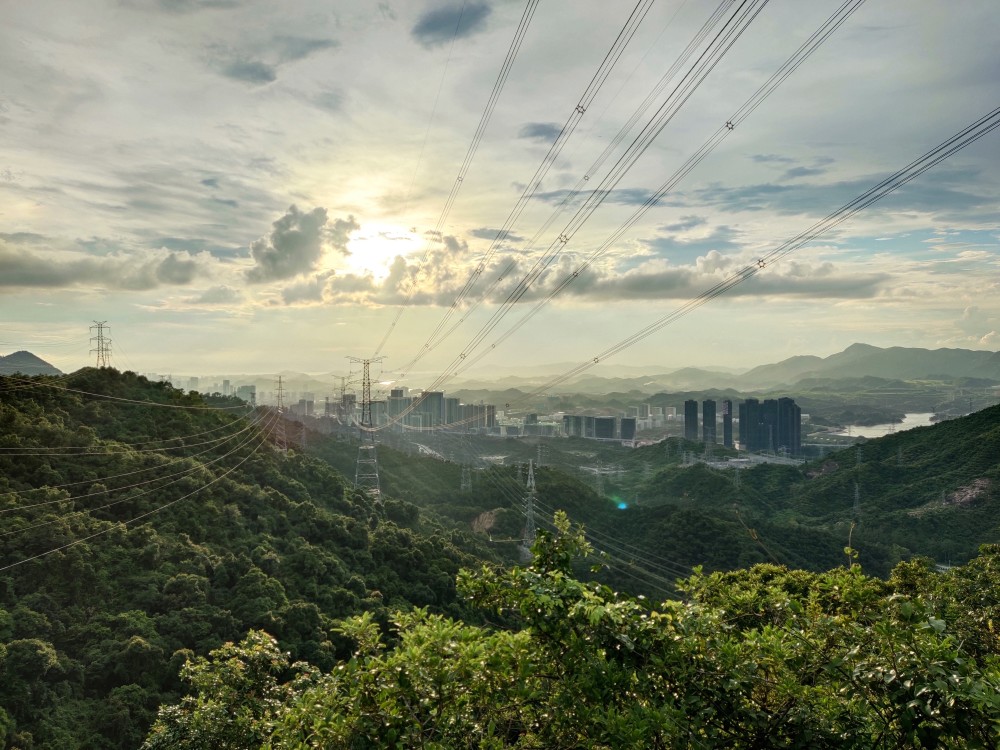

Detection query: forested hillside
xmin=0 ymin=370 xmax=493 ymax=748
xmin=3 ymin=370 xmax=1000 ymax=747
xmin=146 ymin=516 xmax=1000 ymax=748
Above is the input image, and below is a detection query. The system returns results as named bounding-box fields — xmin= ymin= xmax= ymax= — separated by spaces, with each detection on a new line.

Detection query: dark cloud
xmin=469 ymin=227 xmax=524 ymax=242
xmin=688 ymin=167 xmax=994 ymax=218
xmin=781 ymin=166 xmax=827 ymax=180
xmin=272 ymin=35 xmax=337 ymax=62
xmin=518 ymin=122 xmax=562 ymax=142
xmin=660 ymin=215 xmax=706 ymax=233
xmin=557 ymin=255 xmax=890 ymax=303
xmin=412 ymin=3 xmax=491 ymax=48
xmin=327 ymin=215 xmax=361 ymax=255
xmin=211 ymin=196 xmax=239 ymax=208
xmin=220 ymin=58 xmax=277 ymax=84
xmin=246 ymin=205 xmax=357 ymax=283
xmin=0 ymin=243 xmax=200 ymax=290
xmin=156 ymin=252 xmax=198 ymax=284
xmin=751 ymin=153 xmax=795 ymax=165
xmin=201 ymin=177 xmax=220 ymax=188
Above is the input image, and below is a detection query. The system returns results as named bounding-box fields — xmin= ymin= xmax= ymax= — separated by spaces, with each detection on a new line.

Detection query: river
xmin=834 ymin=412 xmax=936 ymax=438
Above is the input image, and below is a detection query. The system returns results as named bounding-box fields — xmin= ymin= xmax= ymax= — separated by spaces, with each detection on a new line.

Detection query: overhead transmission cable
xmin=373 ymin=0 xmax=544 ymax=358
xmin=515 ymin=105 xmax=1000 ymax=401
xmin=406 ymin=0 xmax=735 ymax=366
xmin=397 ymin=0 xmax=771 ymax=393
xmin=0 ymin=417 xmax=275 ymax=574
xmin=442 ymin=0 xmax=869 ymax=381
xmin=398 ymin=0 xmax=660 ymax=365
xmin=0 ymin=409 xmax=273 ymax=512
xmin=0 ymin=409 xmax=278 ymax=539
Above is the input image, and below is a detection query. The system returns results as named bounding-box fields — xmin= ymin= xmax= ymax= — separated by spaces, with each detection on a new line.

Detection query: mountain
xmin=740 ymin=343 xmax=1000 ymax=388
xmin=0 ymin=368 xmax=495 ymax=748
xmin=0 ymin=350 xmax=61 ymax=375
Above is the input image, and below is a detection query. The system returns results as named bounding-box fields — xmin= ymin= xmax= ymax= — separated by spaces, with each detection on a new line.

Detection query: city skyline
xmin=2 ymin=0 xmax=998 ymax=377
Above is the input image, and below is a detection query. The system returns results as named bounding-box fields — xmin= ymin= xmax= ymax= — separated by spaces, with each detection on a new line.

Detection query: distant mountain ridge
xmin=448 ymin=344 xmax=1000 ymax=396
xmin=0 ymin=350 xmax=61 ymax=375
xmin=741 ymin=343 xmax=1000 ymax=388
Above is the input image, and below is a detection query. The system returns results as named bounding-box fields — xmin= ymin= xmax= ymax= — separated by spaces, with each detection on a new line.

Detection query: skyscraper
xmin=702 ymin=399 xmax=717 ymax=444
xmin=722 ymin=399 xmax=733 ymax=448
xmin=684 ymin=399 xmax=698 ymax=441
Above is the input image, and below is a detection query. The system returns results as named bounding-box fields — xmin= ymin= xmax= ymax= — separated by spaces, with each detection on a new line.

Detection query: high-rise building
xmin=702 ymin=399 xmax=717 ymax=444
xmin=594 ymin=416 xmax=615 ymax=439
xmin=722 ymin=399 xmax=733 ymax=448
xmin=739 ymin=397 xmax=801 ymax=455
xmin=620 ymin=417 xmax=637 ymax=441
xmin=684 ymin=399 xmax=699 ymax=441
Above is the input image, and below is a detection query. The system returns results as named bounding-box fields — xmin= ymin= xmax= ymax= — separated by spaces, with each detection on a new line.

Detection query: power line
xmin=397 ymin=0 xmax=772 ymax=390
xmin=392 ymin=0 xmax=668 ymax=374
xmin=373 ymin=0 xmax=544 ymax=358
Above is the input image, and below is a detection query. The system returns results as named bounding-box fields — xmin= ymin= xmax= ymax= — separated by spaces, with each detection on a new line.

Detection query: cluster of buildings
xmin=684 ymin=397 xmax=802 ymax=456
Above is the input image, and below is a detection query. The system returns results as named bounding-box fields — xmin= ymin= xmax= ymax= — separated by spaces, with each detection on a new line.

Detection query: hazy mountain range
xmin=448 ymin=343 xmax=1000 ymax=395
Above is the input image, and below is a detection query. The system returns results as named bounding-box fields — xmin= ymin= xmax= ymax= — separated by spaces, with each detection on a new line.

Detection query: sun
xmin=343 ymin=223 xmax=424 ymax=281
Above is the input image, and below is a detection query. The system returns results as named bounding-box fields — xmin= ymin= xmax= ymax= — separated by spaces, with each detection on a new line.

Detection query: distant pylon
xmin=520 ymin=459 xmax=537 ymax=561
xmin=90 ymin=321 xmax=112 ymax=368
xmin=275 ymin=375 xmax=287 ymax=455
xmin=349 ymin=356 xmax=385 ymax=501
xmin=461 ymin=465 xmax=472 ymax=491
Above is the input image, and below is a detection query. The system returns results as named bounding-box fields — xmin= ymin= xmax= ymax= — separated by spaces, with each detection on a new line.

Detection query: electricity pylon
xmin=274 ymin=375 xmax=287 ymax=455
xmin=90 ymin=321 xmax=112 ymax=368
xmin=520 ymin=459 xmax=537 ymax=562
xmin=349 ymin=356 xmax=384 ymax=501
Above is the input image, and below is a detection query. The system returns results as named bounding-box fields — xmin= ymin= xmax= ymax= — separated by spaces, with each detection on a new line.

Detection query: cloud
xmin=245 ymin=207 xmax=358 ymax=284
xmin=412 ymin=2 xmax=491 ymax=48
xmin=191 ymin=285 xmax=243 ymax=304
xmin=956 ymin=305 xmax=996 ymax=337
xmin=556 ymin=252 xmax=891 ymax=303
xmin=0 ymin=242 xmax=201 ymax=291
xmin=518 ymin=122 xmax=562 ymax=142
xmin=469 ymin=227 xmax=524 ymax=243
xmin=246 ymin=205 xmax=334 ymax=283
xmin=271 ymin=35 xmax=337 ymax=62
xmin=327 ymin=215 xmax=361 ymax=255
xmin=781 ymin=166 xmax=827 ymax=180
xmin=660 ymin=215 xmax=707 ymax=233
xmin=281 ymin=271 xmax=334 ymax=304
xmin=751 ymin=154 xmax=795 ymax=165
xmin=212 ymin=35 xmax=335 ymax=85
xmin=220 ymin=58 xmax=277 ymax=84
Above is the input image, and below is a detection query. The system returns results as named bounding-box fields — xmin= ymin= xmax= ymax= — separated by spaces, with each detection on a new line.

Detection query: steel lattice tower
xmin=90 ymin=321 xmax=112 ymax=368
xmin=349 ymin=356 xmax=384 ymax=501
xmin=275 ymin=375 xmax=287 ymax=454
xmin=520 ymin=459 xmax=537 ymax=561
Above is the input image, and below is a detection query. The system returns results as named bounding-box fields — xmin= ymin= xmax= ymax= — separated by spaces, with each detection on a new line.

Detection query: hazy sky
xmin=1 ymin=0 xmax=998 ymax=384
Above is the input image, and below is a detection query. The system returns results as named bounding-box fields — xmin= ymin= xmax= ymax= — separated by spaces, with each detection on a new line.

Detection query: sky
xmin=1 ymin=0 xmax=998 ymax=386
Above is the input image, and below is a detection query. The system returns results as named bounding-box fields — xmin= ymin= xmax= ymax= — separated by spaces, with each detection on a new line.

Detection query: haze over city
xmin=1 ymin=0 xmax=998 ymax=379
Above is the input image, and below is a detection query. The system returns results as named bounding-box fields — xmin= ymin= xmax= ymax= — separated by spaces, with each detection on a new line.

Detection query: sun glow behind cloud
xmin=343 ymin=223 xmax=424 ymax=281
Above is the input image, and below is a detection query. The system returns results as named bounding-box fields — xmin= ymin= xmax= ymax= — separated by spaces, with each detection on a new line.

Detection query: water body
xmin=836 ymin=412 xmax=936 ymax=439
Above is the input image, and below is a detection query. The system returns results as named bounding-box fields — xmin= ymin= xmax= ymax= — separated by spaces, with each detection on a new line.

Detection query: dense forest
xmin=1 ymin=369 xmax=999 ymax=747
xmin=0 ymin=370 xmax=494 ymax=747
